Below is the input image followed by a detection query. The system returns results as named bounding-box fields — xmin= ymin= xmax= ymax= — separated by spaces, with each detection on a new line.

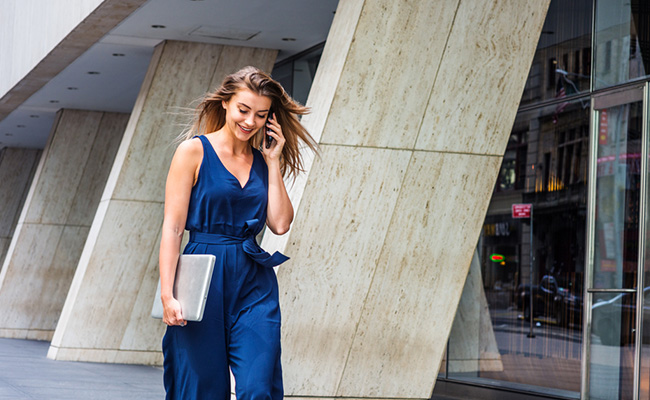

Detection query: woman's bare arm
xmin=159 ymin=138 xmax=202 ymax=326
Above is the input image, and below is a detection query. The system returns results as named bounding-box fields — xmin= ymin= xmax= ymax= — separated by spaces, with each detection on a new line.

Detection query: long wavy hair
xmin=179 ymin=66 xmax=318 ymax=179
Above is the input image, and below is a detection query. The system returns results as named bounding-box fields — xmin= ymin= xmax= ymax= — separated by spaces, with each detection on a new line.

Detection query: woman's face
xmin=222 ymin=88 xmax=272 ymax=142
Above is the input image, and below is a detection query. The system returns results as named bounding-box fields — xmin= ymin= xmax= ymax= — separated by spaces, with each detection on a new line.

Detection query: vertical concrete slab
xmin=48 ymin=41 xmax=277 ymax=364
xmin=272 ymin=0 xmax=550 ymax=398
xmin=0 ymin=147 xmax=40 ymax=266
xmin=0 ymin=109 xmax=128 ymax=340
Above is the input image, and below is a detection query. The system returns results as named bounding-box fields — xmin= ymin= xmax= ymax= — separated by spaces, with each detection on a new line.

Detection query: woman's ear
xmin=222 ymin=100 xmax=227 ymax=110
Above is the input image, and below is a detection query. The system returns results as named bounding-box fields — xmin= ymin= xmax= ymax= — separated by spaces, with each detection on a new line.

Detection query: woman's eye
xmin=239 ymin=109 xmax=247 ymax=114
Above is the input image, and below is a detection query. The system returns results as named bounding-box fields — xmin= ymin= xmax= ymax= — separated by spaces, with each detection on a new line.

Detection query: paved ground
xmin=0 ymin=338 xmax=165 ymax=399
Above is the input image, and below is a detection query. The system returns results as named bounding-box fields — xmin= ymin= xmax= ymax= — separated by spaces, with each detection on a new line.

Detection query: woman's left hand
xmin=262 ymin=113 xmax=285 ymax=162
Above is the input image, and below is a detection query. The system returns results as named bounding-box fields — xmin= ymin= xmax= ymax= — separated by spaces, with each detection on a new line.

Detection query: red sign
xmin=512 ymin=204 xmax=532 ymax=219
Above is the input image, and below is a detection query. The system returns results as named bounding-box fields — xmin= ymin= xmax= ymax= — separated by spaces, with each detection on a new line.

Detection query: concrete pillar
xmin=261 ymin=0 xmax=550 ymax=398
xmin=48 ymin=41 xmax=277 ymax=364
xmin=0 ymin=147 xmax=40 ymax=267
xmin=447 ymin=250 xmax=503 ymax=373
xmin=0 ymin=109 xmax=128 ymax=340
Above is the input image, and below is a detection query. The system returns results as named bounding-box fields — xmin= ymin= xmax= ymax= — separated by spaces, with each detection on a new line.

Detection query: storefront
xmin=435 ymin=1 xmax=650 ymax=399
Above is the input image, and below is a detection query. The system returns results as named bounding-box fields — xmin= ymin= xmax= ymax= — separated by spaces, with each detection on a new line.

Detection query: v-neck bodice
xmin=185 ymin=135 xmax=268 ymax=237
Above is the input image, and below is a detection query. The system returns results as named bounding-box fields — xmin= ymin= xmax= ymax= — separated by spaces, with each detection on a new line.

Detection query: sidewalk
xmin=0 ymin=338 xmax=164 ymax=399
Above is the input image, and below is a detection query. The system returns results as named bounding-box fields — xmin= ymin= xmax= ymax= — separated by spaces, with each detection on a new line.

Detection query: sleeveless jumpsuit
xmin=162 ymin=135 xmax=288 ymax=400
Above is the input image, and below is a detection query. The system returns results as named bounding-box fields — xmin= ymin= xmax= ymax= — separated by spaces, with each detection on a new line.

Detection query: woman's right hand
xmin=162 ymin=297 xmax=186 ymax=327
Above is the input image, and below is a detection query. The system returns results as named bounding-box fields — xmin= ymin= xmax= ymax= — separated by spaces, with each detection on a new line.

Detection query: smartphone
xmin=265 ymin=110 xmax=274 ymax=149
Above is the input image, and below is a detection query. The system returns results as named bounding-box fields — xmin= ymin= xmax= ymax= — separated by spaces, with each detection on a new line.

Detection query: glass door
xmin=584 ymin=84 xmax=647 ymax=400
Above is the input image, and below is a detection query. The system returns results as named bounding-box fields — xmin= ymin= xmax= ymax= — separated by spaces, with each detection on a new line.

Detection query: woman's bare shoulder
xmin=171 ymin=137 xmax=203 ymax=169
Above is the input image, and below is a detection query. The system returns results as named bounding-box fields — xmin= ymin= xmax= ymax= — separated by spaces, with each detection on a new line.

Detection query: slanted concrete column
xmin=48 ymin=41 xmax=277 ymax=364
xmin=260 ymin=0 xmax=550 ymax=398
xmin=0 ymin=109 xmax=128 ymax=340
xmin=0 ymin=147 xmax=40 ymax=267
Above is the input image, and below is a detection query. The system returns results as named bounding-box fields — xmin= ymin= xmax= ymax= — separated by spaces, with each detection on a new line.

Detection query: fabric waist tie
xmin=189 ymin=219 xmax=289 ymax=268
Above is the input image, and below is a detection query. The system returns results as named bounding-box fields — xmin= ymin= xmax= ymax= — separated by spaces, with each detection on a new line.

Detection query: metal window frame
xmin=581 ymin=82 xmax=649 ymax=400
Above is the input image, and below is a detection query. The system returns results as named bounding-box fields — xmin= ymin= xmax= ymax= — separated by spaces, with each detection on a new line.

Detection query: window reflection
xmin=589 ymin=292 xmax=636 ymax=400
xmin=593 ymin=101 xmax=643 ymax=289
xmin=272 ymin=45 xmax=324 ymax=106
xmin=447 ymin=97 xmax=589 ymax=397
xmin=520 ymin=0 xmax=592 ymax=107
xmin=595 ymin=0 xmax=650 ymax=89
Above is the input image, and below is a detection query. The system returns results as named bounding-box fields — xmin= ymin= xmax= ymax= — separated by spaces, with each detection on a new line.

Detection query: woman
xmin=159 ymin=66 xmax=317 ymax=400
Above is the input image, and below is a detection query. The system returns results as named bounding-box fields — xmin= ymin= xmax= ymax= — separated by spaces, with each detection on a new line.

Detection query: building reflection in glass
xmin=445 ymin=96 xmax=589 ymax=398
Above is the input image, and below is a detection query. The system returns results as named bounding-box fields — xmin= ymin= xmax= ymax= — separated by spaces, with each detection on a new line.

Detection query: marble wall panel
xmin=56 ymin=200 xmax=164 ymax=349
xmin=259 ymin=0 xmax=364 ymax=256
xmin=0 ymin=109 xmax=127 ymax=339
xmin=120 ymin=228 xmax=165 ymax=352
xmin=28 ymin=225 xmax=90 ymax=330
xmin=208 ymin=46 xmax=278 ymax=88
xmin=320 ymin=0 xmax=459 ymax=149
xmin=66 ymin=112 xmax=129 ymax=226
xmin=335 ymin=151 xmax=502 ymax=398
xmin=279 ymin=145 xmax=411 ymax=396
xmin=0 ymin=224 xmax=63 ymax=328
xmin=109 ymin=41 xmax=224 ymax=203
xmin=415 ymin=0 xmax=550 ymax=155
xmin=24 ymin=110 xmax=101 ymax=225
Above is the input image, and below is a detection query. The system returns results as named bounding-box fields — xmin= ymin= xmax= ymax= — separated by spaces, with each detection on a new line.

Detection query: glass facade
xmin=272 ymin=44 xmax=324 ymax=106
xmin=594 ymin=0 xmax=650 ymax=89
xmin=443 ymin=1 xmax=650 ymax=399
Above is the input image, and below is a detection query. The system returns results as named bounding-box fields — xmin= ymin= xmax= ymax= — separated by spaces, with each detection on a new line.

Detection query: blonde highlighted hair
xmin=180 ymin=66 xmax=318 ymax=179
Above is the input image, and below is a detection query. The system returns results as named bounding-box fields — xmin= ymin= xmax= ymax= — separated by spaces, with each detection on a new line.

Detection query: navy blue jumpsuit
xmin=163 ymin=135 xmax=288 ymax=400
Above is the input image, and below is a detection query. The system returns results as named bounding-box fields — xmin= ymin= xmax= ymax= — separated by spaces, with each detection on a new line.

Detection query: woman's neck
xmin=212 ymin=128 xmax=250 ymax=156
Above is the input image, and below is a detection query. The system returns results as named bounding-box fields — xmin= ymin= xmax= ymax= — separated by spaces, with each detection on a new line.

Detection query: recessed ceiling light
xmin=112 ymin=53 xmax=125 ymax=57
xmin=87 ymin=71 xmax=100 ymax=75
xmin=49 ymin=100 xmax=59 ymax=103
xmin=16 ymin=125 xmax=25 ymax=128
xmin=281 ymin=38 xmax=296 ymax=42
xmin=29 ymin=115 xmax=39 ymax=118
xmin=67 ymin=87 xmax=78 ymax=90
xmin=151 ymin=25 xmax=166 ymax=29
xmin=4 ymin=133 xmax=13 ymax=137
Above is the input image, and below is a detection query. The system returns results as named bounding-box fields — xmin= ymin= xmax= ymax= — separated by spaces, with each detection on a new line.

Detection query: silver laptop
xmin=151 ymin=254 xmax=216 ymax=322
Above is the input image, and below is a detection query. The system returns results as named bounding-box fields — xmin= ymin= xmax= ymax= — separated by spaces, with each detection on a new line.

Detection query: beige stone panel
xmin=0 ymin=148 xmax=41 ymax=237
xmin=336 ymin=151 xmax=502 ymax=398
xmin=415 ymin=0 xmax=550 ymax=154
xmin=279 ymin=145 xmax=411 ymax=396
xmin=0 ymin=223 xmax=64 ymax=328
xmin=260 ymin=0 xmax=364 ymax=255
xmin=0 ymin=225 xmax=88 ymax=333
xmin=120 ymin=227 xmax=165 ymax=352
xmin=208 ymin=46 xmax=277 ymax=88
xmin=0 ymin=329 xmax=52 ymax=341
xmin=66 ymin=112 xmax=129 ymax=226
xmin=320 ymin=0 xmax=459 ymax=148
xmin=54 ymin=200 xmax=163 ymax=350
xmin=447 ymin=250 xmax=502 ymax=373
xmin=24 ymin=110 xmax=102 ymax=224
xmin=28 ymin=225 xmax=90 ymax=330
xmin=106 ymin=41 xmax=223 ymax=203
